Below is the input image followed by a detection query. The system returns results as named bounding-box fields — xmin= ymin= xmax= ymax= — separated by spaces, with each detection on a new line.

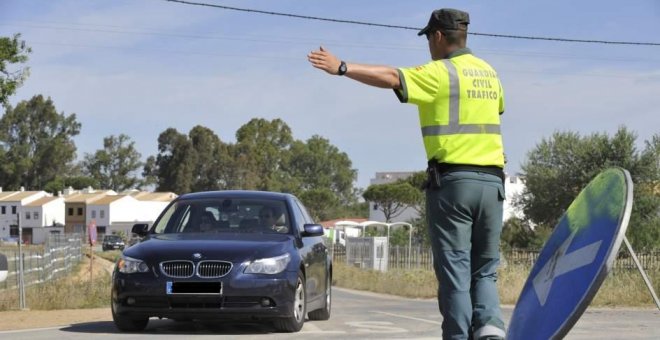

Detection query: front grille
xmin=160 ymin=261 xmax=194 ymax=278
xmin=197 ymin=261 xmax=232 ymax=278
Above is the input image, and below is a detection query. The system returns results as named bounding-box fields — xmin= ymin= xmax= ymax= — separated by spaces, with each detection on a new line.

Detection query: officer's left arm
xmin=307 ymin=46 xmax=401 ymax=89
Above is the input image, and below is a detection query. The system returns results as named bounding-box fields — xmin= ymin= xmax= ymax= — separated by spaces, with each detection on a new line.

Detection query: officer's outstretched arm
xmin=307 ymin=46 xmax=401 ymax=89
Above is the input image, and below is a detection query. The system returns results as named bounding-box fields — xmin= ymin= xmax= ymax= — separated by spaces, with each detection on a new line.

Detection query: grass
xmin=94 ymin=250 xmax=122 ymax=263
xmin=334 ymin=262 xmax=438 ymax=298
xmin=2 ymin=252 xmax=656 ymax=311
xmin=0 ymin=244 xmax=45 ymax=252
xmin=0 ymin=257 xmax=111 ymax=311
xmin=334 ymin=262 xmax=660 ymax=307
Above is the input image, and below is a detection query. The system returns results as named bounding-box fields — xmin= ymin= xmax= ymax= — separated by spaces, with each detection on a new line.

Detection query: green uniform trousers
xmin=426 ymin=171 xmax=506 ymax=340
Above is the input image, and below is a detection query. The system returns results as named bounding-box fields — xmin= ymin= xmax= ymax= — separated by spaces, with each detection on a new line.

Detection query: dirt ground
xmin=0 ymin=254 xmax=116 ymax=331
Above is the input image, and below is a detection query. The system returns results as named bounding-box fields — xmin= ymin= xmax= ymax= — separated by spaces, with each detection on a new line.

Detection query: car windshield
xmin=105 ymin=236 xmax=122 ymax=242
xmin=152 ymin=198 xmax=291 ymax=235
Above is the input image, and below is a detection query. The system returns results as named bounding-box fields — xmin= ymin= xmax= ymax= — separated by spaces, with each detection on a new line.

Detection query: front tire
xmin=308 ymin=272 xmax=331 ymax=320
xmin=112 ymin=298 xmax=148 ymax=332
xmin=273 ymin=271 xmax=306 ymax=332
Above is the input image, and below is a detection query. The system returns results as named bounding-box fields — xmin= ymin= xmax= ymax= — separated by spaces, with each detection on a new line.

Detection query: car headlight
xmin=244 ymin=253 xmax=291 ymax=274
xmin=117 ymin=255 xmax=149 ymax=274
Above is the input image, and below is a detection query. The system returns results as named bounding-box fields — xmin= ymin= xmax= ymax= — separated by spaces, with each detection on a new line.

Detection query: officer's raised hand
xmin=307 ymin=46 xmax=399 ymax=88
xmin=307 ymin=46 xmax=343 ymax=75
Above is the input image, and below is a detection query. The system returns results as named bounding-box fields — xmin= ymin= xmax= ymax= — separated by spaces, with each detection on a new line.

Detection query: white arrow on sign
xmin=532 ymin=232 xmax=602 ymax=306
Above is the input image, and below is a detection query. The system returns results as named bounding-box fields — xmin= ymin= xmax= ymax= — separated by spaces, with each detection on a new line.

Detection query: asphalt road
xmin=1 ymin=287 xmax=658 ymax=339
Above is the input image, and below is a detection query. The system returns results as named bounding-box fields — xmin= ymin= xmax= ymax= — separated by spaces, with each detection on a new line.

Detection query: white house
xmin=0 ymin=190 xmax=48 ymax=241
xmin=0 ymin=190 xmax=18 ymax=238
xmin=87 ymin=195 xmax=138 ymax=238
xmin=91 ymin=191 xmax=177 ymax=238
xmin=128 ymin=191 xmax=177 ymax=221
xmin=20 ymin=196 xmax=65 ymax=244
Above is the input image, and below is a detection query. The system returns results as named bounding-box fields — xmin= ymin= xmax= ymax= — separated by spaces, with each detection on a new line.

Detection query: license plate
xmin=166 ymin=281 xmax=223 ymax=295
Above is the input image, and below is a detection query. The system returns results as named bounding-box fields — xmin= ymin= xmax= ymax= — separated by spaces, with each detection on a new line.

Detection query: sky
xmin=1 ymin=0 xmax=659 ymax=190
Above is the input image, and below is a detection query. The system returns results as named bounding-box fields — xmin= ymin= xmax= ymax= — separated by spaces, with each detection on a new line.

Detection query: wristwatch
xmin=338 ymin=61 xmax=347 ymax=76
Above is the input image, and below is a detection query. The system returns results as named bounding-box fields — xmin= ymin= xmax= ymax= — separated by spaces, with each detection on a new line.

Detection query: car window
xmin=153 ymin=198 xmax=291 ymax=235
xmin=290 ymin=201 xmax=306 ymax=233
xmin=295 ymin=200 xmax=314 ymax=224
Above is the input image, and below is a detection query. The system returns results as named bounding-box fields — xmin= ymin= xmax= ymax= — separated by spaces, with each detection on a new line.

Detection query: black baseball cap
xmin=418 ymin=8 xmax=470 ymax=36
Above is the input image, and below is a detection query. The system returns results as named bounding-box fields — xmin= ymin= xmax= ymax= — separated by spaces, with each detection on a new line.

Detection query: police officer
xmin=308 ymin=8 xmax=506 ymax=340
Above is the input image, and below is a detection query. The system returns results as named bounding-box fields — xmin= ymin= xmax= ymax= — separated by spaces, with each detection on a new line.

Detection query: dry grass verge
xmin=0 ymin=255 xmax=111 ymax=311
xmin=94 ymin=250 xmax=122 ymax=263
xmin=334 ymin=262 xmax=659 ymax=307
xmin=334 ymin=262 xmax=437 ymax=298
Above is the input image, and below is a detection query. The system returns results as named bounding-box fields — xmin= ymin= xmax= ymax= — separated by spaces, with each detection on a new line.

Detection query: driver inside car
xmin=259 ymin=206 xmax=288 ymax=233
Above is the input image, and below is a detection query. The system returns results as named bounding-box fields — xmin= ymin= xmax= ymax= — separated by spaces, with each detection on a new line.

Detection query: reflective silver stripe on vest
xmin=421 ymin=60 xmax=501 ymax=137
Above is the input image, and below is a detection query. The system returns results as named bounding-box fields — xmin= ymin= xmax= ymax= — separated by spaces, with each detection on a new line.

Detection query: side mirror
xmin=132 ymin=223 xmax=150 ymax=237
xmin=302 ymin=224 xmax=324 ymax=237
xmin=0 ymin=252 xmax=7 ymax=283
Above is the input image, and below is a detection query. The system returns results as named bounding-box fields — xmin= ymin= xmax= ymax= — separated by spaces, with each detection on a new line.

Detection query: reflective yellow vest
xmin=396 ymin=49 xmax=505 ymax=167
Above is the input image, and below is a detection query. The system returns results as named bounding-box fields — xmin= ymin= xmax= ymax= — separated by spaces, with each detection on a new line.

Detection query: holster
xmin=425 ymin=165 xmax=442 ymax=190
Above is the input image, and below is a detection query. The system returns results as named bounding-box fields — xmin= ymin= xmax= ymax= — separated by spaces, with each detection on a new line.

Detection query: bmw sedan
xmin=111 ymin=190 xmax=332 ymax=332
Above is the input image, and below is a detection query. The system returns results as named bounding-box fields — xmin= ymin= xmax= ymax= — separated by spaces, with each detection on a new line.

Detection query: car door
xmin=289 ymin=199 xmax=319 ymax=301
xmin=293 ymin=199 xmax=326 ymax=303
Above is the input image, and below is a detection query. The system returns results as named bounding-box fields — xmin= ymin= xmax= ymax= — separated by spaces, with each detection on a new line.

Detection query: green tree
xmin=287 ymin=136 xmax=357 ymax=202
xmin=188 ymin=125 xmax=228 ymax=191
xmin=146 ymin=128 xmax=196 ymax=193
xmin=392 ymin=172 xmax=429 ymax=246
xmin=399 ymin=171 xmax=426 ymax=215
xmin=145 ymin=126 xmax=230 ymax=193
xmin=363 ymin=182 xmax=418 ymax=222
xmin=501 ymin=217 xmax=551 ymax=250
xmin=143 ymin=118 xmax=361 ymax=217
xmin=0 ymin=34 xmax=31 ymax=108
xmin=44 ymin=176 xmax=99 ymax=194
xmin=83 ymin=134 xmax=143 ymax=191
xmin=517 ymin=127 xmax=660 ymax=249
xmin=0 ymin=95 xmax=81 ymax=189
xmin=233 ymin=118 xmax=294 ymax=191
xmin=298 ymin=188 xmax=338 ymax=221
xmin=389 ymin=226 xmax=412 ymax=246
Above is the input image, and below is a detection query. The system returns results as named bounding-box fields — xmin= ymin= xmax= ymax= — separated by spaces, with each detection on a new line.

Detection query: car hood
xmin=124 ymin=232 xmax=295 ymax=264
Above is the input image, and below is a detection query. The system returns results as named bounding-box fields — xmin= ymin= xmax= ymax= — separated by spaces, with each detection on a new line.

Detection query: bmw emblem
xmin=192 ymin=253 xmax=203 ymax=260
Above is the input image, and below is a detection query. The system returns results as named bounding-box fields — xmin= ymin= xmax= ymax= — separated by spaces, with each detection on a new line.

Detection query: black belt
xmin=427 ymin=160 xmax=505 ymax=185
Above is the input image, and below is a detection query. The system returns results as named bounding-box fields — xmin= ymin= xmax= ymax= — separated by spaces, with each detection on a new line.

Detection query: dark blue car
xmin=111 ymin=190 xmax=332 ymax=332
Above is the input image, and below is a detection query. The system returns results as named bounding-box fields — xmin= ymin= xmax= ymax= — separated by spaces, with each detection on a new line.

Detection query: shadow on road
xmin=60 ymin=318 xmax=282 ymax=335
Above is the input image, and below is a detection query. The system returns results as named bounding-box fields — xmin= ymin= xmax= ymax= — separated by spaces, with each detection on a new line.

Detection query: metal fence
xmin=331 ymin=241 xmax=660 ymax=272
xmin=0 ymin=233 xmax=83 ymax=291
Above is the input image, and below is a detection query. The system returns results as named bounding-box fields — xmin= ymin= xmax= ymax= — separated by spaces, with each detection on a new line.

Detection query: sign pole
xmin=87 ymin=220 xmax=97 ymax=285
xmin=623 ymin=236 xmax=660 ymax=310
xmin=89 ymin=243 xmax=93 ymax=284
xmin=17 ymin=213 xmax=26 ymax=310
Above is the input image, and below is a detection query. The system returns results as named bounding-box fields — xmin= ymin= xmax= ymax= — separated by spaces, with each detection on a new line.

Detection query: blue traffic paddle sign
xmin=0 ymin=252 xmax=7 ymax=282
xmin=507 ymin=168 xmax=633 ymax=340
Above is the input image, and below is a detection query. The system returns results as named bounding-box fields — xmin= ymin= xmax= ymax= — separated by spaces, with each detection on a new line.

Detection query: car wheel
xmin=111 ymin=298 xmax=148 ymax=332
xmin=308 ymin=272 xmax=331 ymax=320
xmin=273 ymin=271 xmax=306 ymax=332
